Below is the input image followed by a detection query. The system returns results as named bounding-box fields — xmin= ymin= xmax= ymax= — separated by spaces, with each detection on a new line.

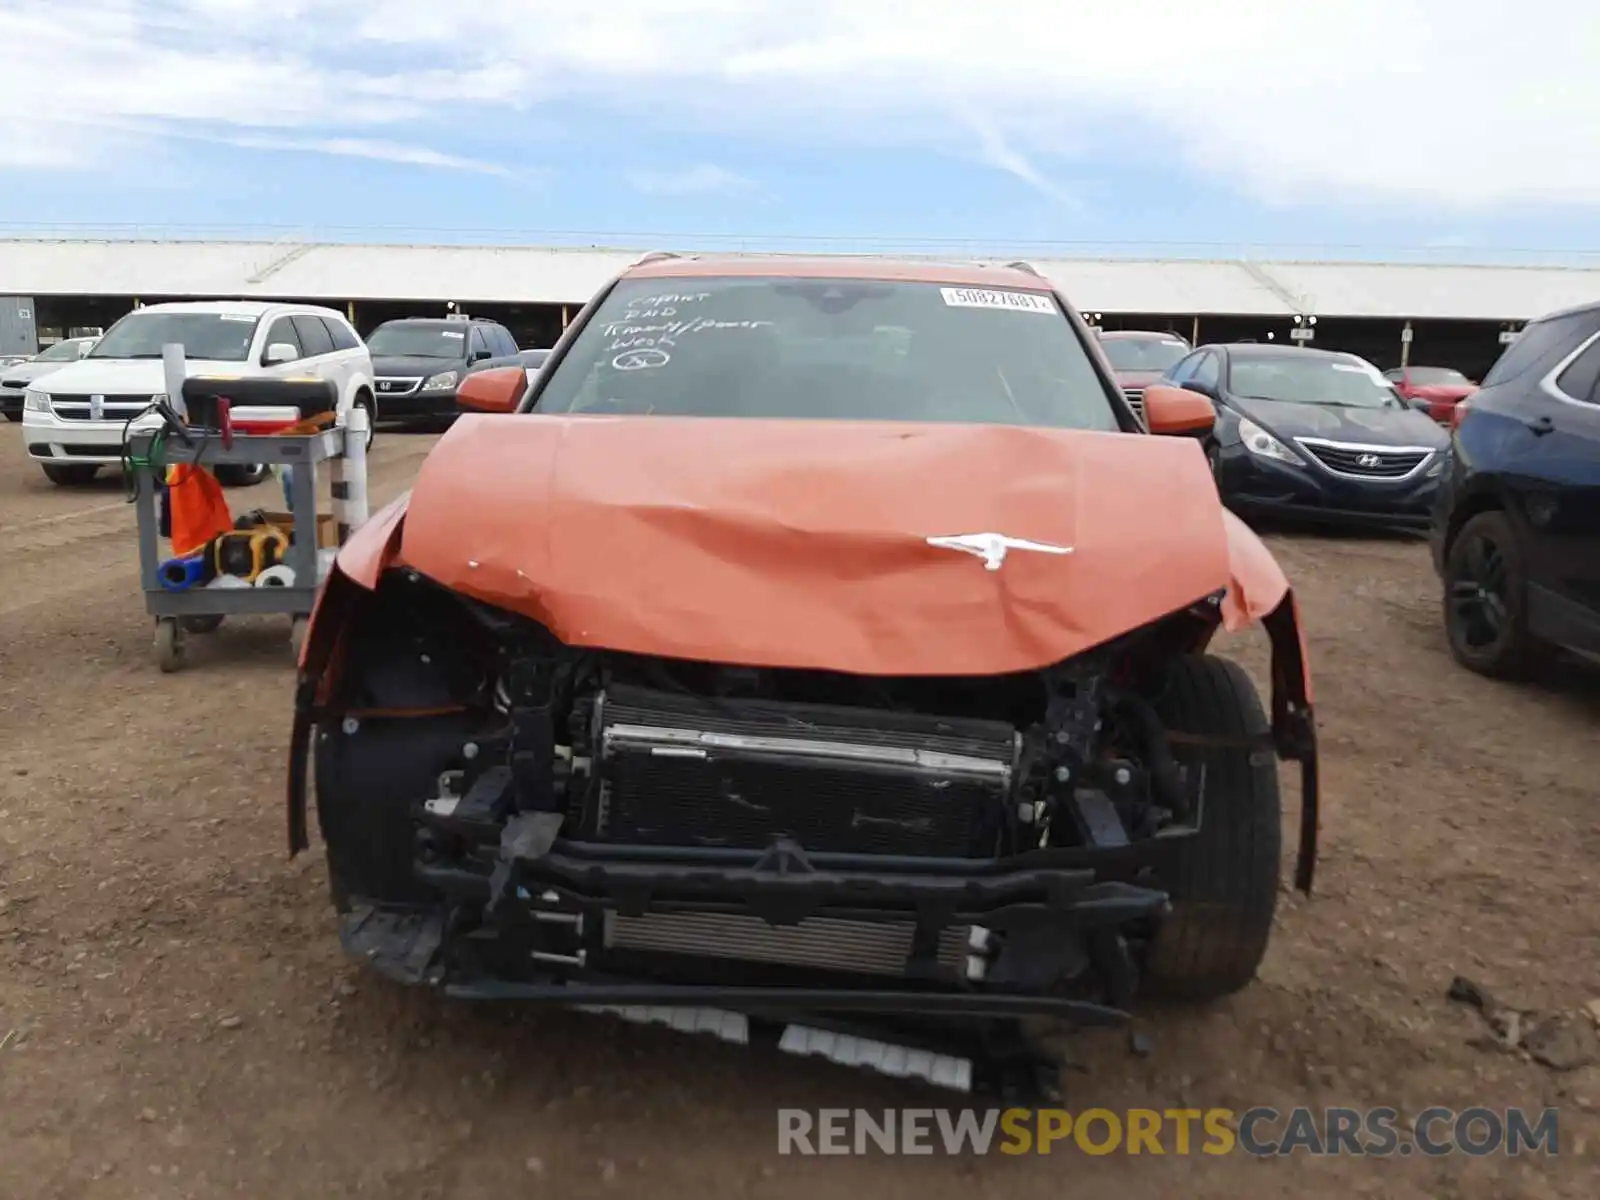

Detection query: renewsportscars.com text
xmin=777 ymin=1107 xmax=1561 ymax=1157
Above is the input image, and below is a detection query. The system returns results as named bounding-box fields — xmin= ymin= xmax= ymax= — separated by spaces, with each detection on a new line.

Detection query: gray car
xmin=1 ymin=337 xmax=98 ymax=421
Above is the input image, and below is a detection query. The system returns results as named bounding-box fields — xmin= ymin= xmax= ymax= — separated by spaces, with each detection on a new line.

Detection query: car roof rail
xmin=632 ymin=250 xmax=682 ymax=266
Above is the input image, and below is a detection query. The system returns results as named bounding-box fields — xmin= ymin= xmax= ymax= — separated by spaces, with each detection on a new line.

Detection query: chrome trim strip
xmin=374 ymin=376 xmax=422 ymax=397
xmin=1292 ymin=436 xmax=1436 ymax=483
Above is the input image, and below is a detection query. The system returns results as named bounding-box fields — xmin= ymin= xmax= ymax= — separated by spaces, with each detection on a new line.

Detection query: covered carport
xmin=2 ymin=239 xmax=1597 ymax=375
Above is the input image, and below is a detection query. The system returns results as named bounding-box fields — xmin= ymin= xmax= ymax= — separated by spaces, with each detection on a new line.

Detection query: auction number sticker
xmin=940 ymin=287 xmax=1057 ymax=314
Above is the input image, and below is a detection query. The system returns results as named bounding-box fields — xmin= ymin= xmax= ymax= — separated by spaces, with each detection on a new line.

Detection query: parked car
xmin=365 ymin=316 xmax=521 ymax=423
xmin=288 ymin=255 xmax=1321 ymax=1089
xmin=1 ymin=336 xmax=99 ymax=421
xmin=1383 ymin=365 xmax=1478 ymax=425
xmin=1158 ymin=342 xmax=1450 ymax=531
xmin=1431 ymin=300 xmax=1600 ymax=677
xmin=1095 ymin=330 xmax=1192 ymax=423
xmin=518 ymin=347 xmax=551 ymax=373
xmin=21 ymin=301 xmax=373 ymax=486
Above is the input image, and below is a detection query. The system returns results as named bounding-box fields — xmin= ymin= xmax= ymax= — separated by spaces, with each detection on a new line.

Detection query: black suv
xmin=1432 ymin=301 xmax=1600 ymax=677
xmin=365 ymin=317 xmax=522 ymax=422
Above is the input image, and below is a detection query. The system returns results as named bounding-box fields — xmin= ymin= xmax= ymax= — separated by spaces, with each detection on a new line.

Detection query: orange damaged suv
xmin=288 ymin=254 xmax=1318 ymax=1094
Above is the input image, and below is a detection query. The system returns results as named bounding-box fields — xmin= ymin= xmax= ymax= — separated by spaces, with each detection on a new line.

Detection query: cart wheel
xmin=154 ymin=619 xmax=185 ymax=673
xmin=180 ymin=614 xmax=225 ymax=635
xmin=289 ymin=616 xmax=310 ymax=660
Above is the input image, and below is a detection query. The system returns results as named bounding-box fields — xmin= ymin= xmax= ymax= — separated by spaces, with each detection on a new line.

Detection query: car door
xmin=259 ymin=315 xmax=305 ymax=377
xmin=292 ymin=314 xmax=345 ymax=398
xmin=1521 ymin=330 xmax=1600 ymax=652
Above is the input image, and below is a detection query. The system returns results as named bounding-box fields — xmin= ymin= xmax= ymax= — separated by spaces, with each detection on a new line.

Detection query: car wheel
xmin=353 ymin=391 xmax=376 ymax=452
xmin=3 ymin=409 xmax=21 ymax=423
xmin=1443 ymin=509 xmax=1540 ymax=679
xmin=1144 ymin=653 xmax=1281 ymax=1003
xmin=41 ymin=463 xmax=100 ymax=486
xmin=215 ymin=463 xmax=268 ymax=488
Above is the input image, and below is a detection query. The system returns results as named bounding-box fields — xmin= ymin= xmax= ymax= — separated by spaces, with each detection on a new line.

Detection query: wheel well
xmin=1443 ymin=491 xmax=1503 ymax=558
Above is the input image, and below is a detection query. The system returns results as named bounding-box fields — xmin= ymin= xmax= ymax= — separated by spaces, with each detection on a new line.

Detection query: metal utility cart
xmin=126 ymin=354 xmax=370 ymax=672
xmin=130 ymin=425 xmax=353 ymax=671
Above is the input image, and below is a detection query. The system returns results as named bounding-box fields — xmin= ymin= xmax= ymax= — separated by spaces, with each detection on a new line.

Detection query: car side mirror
xmin=456 ymin=365 xmax=525 ymax=413
xmin=471 ymin=347 xmax=493 ymax=363
xmin=263 ymin=342 xmax=298 ymax=366
xmin=1142 ymin=384 xmax=1216 ymax=437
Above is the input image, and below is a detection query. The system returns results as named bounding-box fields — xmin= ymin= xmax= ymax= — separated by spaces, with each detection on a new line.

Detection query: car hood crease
xmin=393 ymin=414 xmax=1239 ymax=676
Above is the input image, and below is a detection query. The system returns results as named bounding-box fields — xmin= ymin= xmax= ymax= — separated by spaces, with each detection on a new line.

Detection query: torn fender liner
xmin=1262 ymin=589 xmax=1319 ymax=895
xmin=395 ymin=414 xmax=1240 ymax=676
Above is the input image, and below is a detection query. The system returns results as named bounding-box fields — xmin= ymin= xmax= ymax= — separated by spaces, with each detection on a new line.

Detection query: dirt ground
xmin=1 ymin=424 xmax=1597 ymax=1200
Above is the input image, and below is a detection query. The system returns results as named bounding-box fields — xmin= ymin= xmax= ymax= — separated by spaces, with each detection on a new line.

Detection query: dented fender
xmin=1217 ymin=510 xmax=1319 ymax=893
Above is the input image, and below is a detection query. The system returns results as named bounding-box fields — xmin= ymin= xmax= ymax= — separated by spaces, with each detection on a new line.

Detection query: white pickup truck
xmin=21 ymin=300 xmax=375 ymax=486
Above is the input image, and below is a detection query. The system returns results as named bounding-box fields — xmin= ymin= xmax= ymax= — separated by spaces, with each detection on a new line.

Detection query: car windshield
xmin=1099 ymin=335 xmax=1190 ymax=373
xmin=36 ymin=339 xmax=87 ymax=362
xmin=88 ymin=312 xmax=259 ymax=361
xmin=533 ymin=276 xmax=1119 ymax=430
xmin=1402 ymin=366 xmax=1471 ymax=386
xmin=367 ymin=324 xmax=467 ymax=358
xmin=1229 ymin=355 xmax=1402 ymax=409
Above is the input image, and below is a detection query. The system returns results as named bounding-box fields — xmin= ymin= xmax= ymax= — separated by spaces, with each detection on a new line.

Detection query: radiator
xmin=583 ymin=683 xmax=1019 ymax=857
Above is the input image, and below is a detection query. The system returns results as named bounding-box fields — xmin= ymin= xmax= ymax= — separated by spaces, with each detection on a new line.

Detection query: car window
xmin=35 ymin=339 xmax=86 ymax=362
xmin=1554 ymin=334 xmax=1600 ymax=405
xmin=263 ymin=317 xmax=303 ymax=360
xmin=367 ymin=322 xmax=466 ymax=358
xmin=1190 ymin=352 xmax=1221 ymax=390
xmin=292 ymin=316 xmax=335 ymax=359
xmin=87 ymin=311 xmax=261 ymax=362
xmin=533 ymin=276 xmax=1119 ymax=430
xmin=322 ymin=317 xmax=361 ymax=351
xmin=1481 ymin=311 xmax=1600 ymax=388
xmin=469 ymin=327 xmax=490 ymax=357
xmin=1382 ymin=368 xmax=1404 ymax=381
xmin=1098 ymin=335 xmax=1191 ymax=373
xmin=1402 ymin=366 xmax=1471 ymax=386
xmin=1227 ymin=353 xmax=1401 ymax=409
xmin=1165 ymin=352 xmax=1203 ymax=384
xmin=494 ymin=326 xmax=517 ymax=355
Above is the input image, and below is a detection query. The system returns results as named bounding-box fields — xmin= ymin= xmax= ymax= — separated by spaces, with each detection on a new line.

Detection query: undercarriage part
xmin=601 ymin=911 xmax=977 ymax=979
xmin=585 ymin=683 xmax=1020 ymax=857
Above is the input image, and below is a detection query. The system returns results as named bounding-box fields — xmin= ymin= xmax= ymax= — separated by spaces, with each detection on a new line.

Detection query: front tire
xmin=1145 ymin=654 xmax=1282 ymax=1002
xmin=41 ymin=463 xmax=99 ymax=486
xmin=1442 ymin=510 xmax=1539 ymax=679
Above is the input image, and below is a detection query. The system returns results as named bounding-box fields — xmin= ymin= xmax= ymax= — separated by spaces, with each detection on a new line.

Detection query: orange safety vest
xmin=165 ymin=465 xmax=234 ymax=557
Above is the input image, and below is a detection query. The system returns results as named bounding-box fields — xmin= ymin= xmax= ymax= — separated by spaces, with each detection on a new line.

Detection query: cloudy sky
xmin=2 ymin=0 xmax=1597 ymax=256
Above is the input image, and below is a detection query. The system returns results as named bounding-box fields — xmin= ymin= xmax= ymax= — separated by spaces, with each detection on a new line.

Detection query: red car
xmin=1383 ymin=366 xmax=1478 ymax=424
xmin=1095 ymin=330 xmax=1192 ymax=422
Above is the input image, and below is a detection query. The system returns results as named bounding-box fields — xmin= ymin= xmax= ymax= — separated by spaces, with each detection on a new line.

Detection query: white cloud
xmin=626 ymin=165 xmax=759 ymax=196
xmin=2 ymin=0 xmax=1596 ymax=209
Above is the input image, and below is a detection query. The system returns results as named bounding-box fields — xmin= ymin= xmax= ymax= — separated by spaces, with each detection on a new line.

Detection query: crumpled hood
xmin=388 ymin=415 xmax=1241 ymax=676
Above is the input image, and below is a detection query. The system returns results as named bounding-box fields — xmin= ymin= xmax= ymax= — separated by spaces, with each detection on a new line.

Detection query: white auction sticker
xmin=939 ymin=287 xmax=1057 ymax=314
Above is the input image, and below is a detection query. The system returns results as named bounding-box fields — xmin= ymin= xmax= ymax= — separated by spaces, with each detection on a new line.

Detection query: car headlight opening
xmin=23 ymin=388 xmax=51 ymax=413
xmin=421 ymin=371 xmax=460 ymax=392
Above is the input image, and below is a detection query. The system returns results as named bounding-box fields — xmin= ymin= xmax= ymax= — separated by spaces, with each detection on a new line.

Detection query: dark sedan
xmin=1159 ymin=343 xmax=1450 ymax=531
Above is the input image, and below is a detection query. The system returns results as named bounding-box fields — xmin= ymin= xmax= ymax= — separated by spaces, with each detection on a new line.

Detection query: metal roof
xmin=1 ymin=238 xmax=1596 ymax=320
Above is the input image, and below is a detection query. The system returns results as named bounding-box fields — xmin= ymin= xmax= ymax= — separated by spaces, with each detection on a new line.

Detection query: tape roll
xmin=158 ymin=554 xmax=208 ymax=592
xmin=255 ymin=564 xmax=297 ymax=589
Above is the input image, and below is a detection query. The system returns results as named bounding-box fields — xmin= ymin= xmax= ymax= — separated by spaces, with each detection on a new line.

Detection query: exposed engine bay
xmin=294 ymin=565 xmax=1317 ymax=1094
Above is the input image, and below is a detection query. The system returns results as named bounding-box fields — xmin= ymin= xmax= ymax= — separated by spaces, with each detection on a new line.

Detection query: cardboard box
xmin=254 ymin=510 xmax=339 ymax=550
